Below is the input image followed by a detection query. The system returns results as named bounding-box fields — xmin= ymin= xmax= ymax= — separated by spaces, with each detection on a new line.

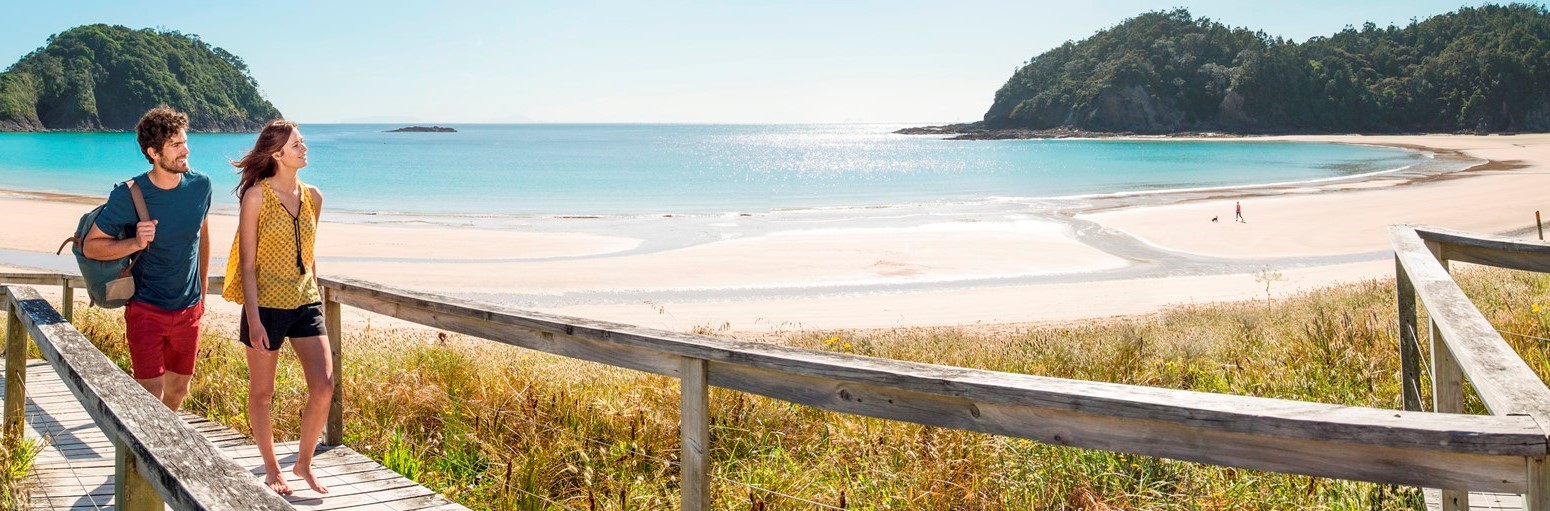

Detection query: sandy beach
xmin=2 ymin=134 xmax=1546 ymax=333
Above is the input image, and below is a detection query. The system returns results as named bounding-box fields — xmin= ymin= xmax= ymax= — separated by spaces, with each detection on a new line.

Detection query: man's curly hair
xmin=135 ymin=105 xmax=190 ymax=164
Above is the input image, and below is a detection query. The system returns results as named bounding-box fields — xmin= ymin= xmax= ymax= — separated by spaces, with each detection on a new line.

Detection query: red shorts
xmin=123 ymin=300 xmax=204 ymax=379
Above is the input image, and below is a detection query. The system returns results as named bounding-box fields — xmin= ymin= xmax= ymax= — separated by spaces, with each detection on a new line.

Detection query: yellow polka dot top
xmin=222 ymin=179 xmax=320 ymax=308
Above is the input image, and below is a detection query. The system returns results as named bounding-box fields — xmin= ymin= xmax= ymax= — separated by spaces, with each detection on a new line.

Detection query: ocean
xmin=0 ymin=124 xmax=1431 ymax=219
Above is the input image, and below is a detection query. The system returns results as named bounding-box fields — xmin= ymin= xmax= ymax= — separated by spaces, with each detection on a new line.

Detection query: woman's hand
xmin=248 ymin=318 xmax=270 ymax=351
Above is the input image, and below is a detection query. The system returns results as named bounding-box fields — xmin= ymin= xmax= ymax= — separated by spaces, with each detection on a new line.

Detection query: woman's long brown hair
xmin=232 ymin=119 xmax=299 ymax=197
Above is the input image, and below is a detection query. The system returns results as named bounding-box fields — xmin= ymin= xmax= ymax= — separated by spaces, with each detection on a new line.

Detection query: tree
xmin=0 ymin=24 xmax=280 ymax=132
xmin=979 ymin=3 xmax=1550 ymax=133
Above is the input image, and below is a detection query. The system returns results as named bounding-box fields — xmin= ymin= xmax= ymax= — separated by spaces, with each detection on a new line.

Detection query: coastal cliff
xmin=929 ymin=4 xmax=1550 ymax=137
xmin=0 ymin=24 xmax=280 ymax=132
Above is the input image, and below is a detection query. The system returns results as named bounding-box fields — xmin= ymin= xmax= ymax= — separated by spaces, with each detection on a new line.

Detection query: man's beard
xmin=159 ymin=154 xmax=189 ymax=173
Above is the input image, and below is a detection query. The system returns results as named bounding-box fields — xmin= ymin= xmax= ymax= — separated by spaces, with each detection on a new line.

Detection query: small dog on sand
xmin=1211 ymin=216 xmax=1219 ymax=223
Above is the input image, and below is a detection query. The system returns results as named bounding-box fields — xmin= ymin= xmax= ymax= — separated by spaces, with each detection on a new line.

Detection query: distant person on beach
xmin=1235 ymin=201 xmax=1245 ymax=223
xmin=82 ymin=105 xmax=211 ymax=411
xmin=222 ymin=120 xmax=333 ymax=496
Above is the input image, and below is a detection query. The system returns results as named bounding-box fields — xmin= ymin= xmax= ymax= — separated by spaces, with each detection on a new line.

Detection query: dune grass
xmin=0 ymin=315 xmax=41 ymax=510
xmin=0 ymin=436 xmax=39 ymax=510
xmin=13 ymin=264 xmax=1550 ymax=509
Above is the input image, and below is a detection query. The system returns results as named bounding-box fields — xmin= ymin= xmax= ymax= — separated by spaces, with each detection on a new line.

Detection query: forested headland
xmin=0 ymin=24 xmax=279 ymax=132
xmin=913 ymin=4 xmax=1550 ymax=137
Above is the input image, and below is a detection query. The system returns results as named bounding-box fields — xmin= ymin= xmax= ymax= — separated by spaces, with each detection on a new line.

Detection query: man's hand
xmin=134 ymin=219 xmax=158 ymax=249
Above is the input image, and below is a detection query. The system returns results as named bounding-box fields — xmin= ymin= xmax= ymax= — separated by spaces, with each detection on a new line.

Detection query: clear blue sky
xmin=2 ymin=1 xmax=1503 ymax=124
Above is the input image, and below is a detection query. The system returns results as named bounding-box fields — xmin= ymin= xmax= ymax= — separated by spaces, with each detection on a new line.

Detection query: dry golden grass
xmin=0 ymin=437 xmax=39 ymax=510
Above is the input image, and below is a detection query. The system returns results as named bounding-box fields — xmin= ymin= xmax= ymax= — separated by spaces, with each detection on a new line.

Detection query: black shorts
xmin=239 ymin=302 xmax=327 ymax=351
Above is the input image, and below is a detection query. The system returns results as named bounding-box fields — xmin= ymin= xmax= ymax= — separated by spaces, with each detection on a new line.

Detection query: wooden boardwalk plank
xmin=1424 ymin=488 xmax=1524 ymax=510
xmin=7 ymin=360 xmax=468 ymax=510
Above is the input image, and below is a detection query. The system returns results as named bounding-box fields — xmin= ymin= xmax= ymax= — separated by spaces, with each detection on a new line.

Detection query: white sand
xmin=3 ymin=134 xmax=1546 ymax=332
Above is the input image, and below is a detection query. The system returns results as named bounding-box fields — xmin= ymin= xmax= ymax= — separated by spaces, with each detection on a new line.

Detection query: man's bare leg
xmin=161 ymin=372 xmax=193 ymax=411
xmin=135 ymin=375 xmax=164 ymax=402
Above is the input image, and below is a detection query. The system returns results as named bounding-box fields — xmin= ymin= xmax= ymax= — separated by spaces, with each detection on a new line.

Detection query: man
xmin=83 ymin=105 xmax=212 ymax=411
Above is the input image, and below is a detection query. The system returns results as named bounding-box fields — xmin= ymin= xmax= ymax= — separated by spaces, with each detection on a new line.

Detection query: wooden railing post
xmin=680 ymin=357 xmax=709 ymax=511
xmin=324 ymin=287 xmax=344 ymax=446
xmin=1425 ymin=240 xmax=1450 ymax=272
xmin=1396 ymin=255 xmax=1422 ymax=412
xmin=1431 ymin=321 xmax=1469 ymax=510
xmin=113 ymin=437 xmax=164 ymax=511
xmin=4 ymin=298 xmax=27 ymax=449
xmin=60 ymin=277 xmax=73 ymax=325
xmin=1529 ymin=456 xmax=1550 ymax=511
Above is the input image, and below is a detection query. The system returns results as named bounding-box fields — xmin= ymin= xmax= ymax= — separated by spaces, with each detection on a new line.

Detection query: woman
xmin=223 ymin=120 xmax=332 ymax=495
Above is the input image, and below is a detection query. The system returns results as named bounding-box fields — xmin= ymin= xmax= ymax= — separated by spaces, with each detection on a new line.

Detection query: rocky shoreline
xmin=892 ymin=122 xmax=1511 ymax=140
xmin=894 ymin=123 xmax=1245 ymax=140
xmin=0 ymin=124 xmax=263 ymax=133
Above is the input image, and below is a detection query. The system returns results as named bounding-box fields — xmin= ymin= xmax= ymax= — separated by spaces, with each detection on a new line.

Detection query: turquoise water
xmin=0 ymin=124 xmax=1427 ymax=217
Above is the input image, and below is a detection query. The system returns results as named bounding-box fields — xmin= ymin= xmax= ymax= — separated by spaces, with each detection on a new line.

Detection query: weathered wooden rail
xmin=2 ymin=283 xmax=294 ymax=510
xmin=5 ymin=223 xmax=1550 ymax=510
xmin=1394 ymin=225 xmax=1550 ymax=511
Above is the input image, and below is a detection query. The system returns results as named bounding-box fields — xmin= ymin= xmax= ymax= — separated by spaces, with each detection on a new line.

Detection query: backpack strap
xmin=125 ymin=179 xmax=150 ymax=223
xmin=121 ymin=178 xmax=152 ymax=273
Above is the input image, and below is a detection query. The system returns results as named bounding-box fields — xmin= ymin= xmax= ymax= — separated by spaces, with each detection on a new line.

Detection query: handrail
xmin=1391 ymin=226 xmax=1550 ymax=420
xmin=315 ymin=276 xmax=1545 ymax=493
xmin=2 ymin=284 xmax=292 ymax=510
xmin=1392 ymin=224 xmax=1550 ymax=510
xmin=1413 ymin=225 xmax=1550 ymax=274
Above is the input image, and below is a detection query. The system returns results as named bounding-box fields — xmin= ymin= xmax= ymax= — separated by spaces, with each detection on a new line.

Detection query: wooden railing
xmin=1393 ymin=225 xmax=1550 ymax=511
xmin=1 ymin=283 xmax=293 ymax=510
xmin=314 ymin=274 xmax=1550 ymax=509
xmin=6 ymin=224 xmax=1550 ymax=510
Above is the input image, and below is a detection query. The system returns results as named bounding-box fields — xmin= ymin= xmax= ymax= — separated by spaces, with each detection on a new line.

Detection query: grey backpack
xmin=55 ymin=179 xmax=150 ymax=308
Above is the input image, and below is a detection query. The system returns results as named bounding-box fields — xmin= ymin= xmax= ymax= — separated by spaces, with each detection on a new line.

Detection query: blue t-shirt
xmin=93 ymin=171 xmax=212 ymax=311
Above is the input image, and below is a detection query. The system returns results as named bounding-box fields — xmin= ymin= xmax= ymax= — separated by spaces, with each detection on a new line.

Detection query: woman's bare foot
xmin=264 ymin=471 xmax=292 ymax=495
xmin=292 ymin=465 xmax=329 ymax=494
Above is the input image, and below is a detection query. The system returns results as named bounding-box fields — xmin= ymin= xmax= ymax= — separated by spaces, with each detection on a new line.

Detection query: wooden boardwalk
xmin=1423 ymin=489 xmax=1523 ymax=510
xmin=12 ymin=360 xmax=467 ymax=510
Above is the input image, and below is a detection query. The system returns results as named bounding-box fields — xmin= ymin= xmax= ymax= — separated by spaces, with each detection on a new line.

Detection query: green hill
xmin=978 ymin=4 xmax=1550 ymax=134
xmin=0 ymin=24 xmax=280 ymax=132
